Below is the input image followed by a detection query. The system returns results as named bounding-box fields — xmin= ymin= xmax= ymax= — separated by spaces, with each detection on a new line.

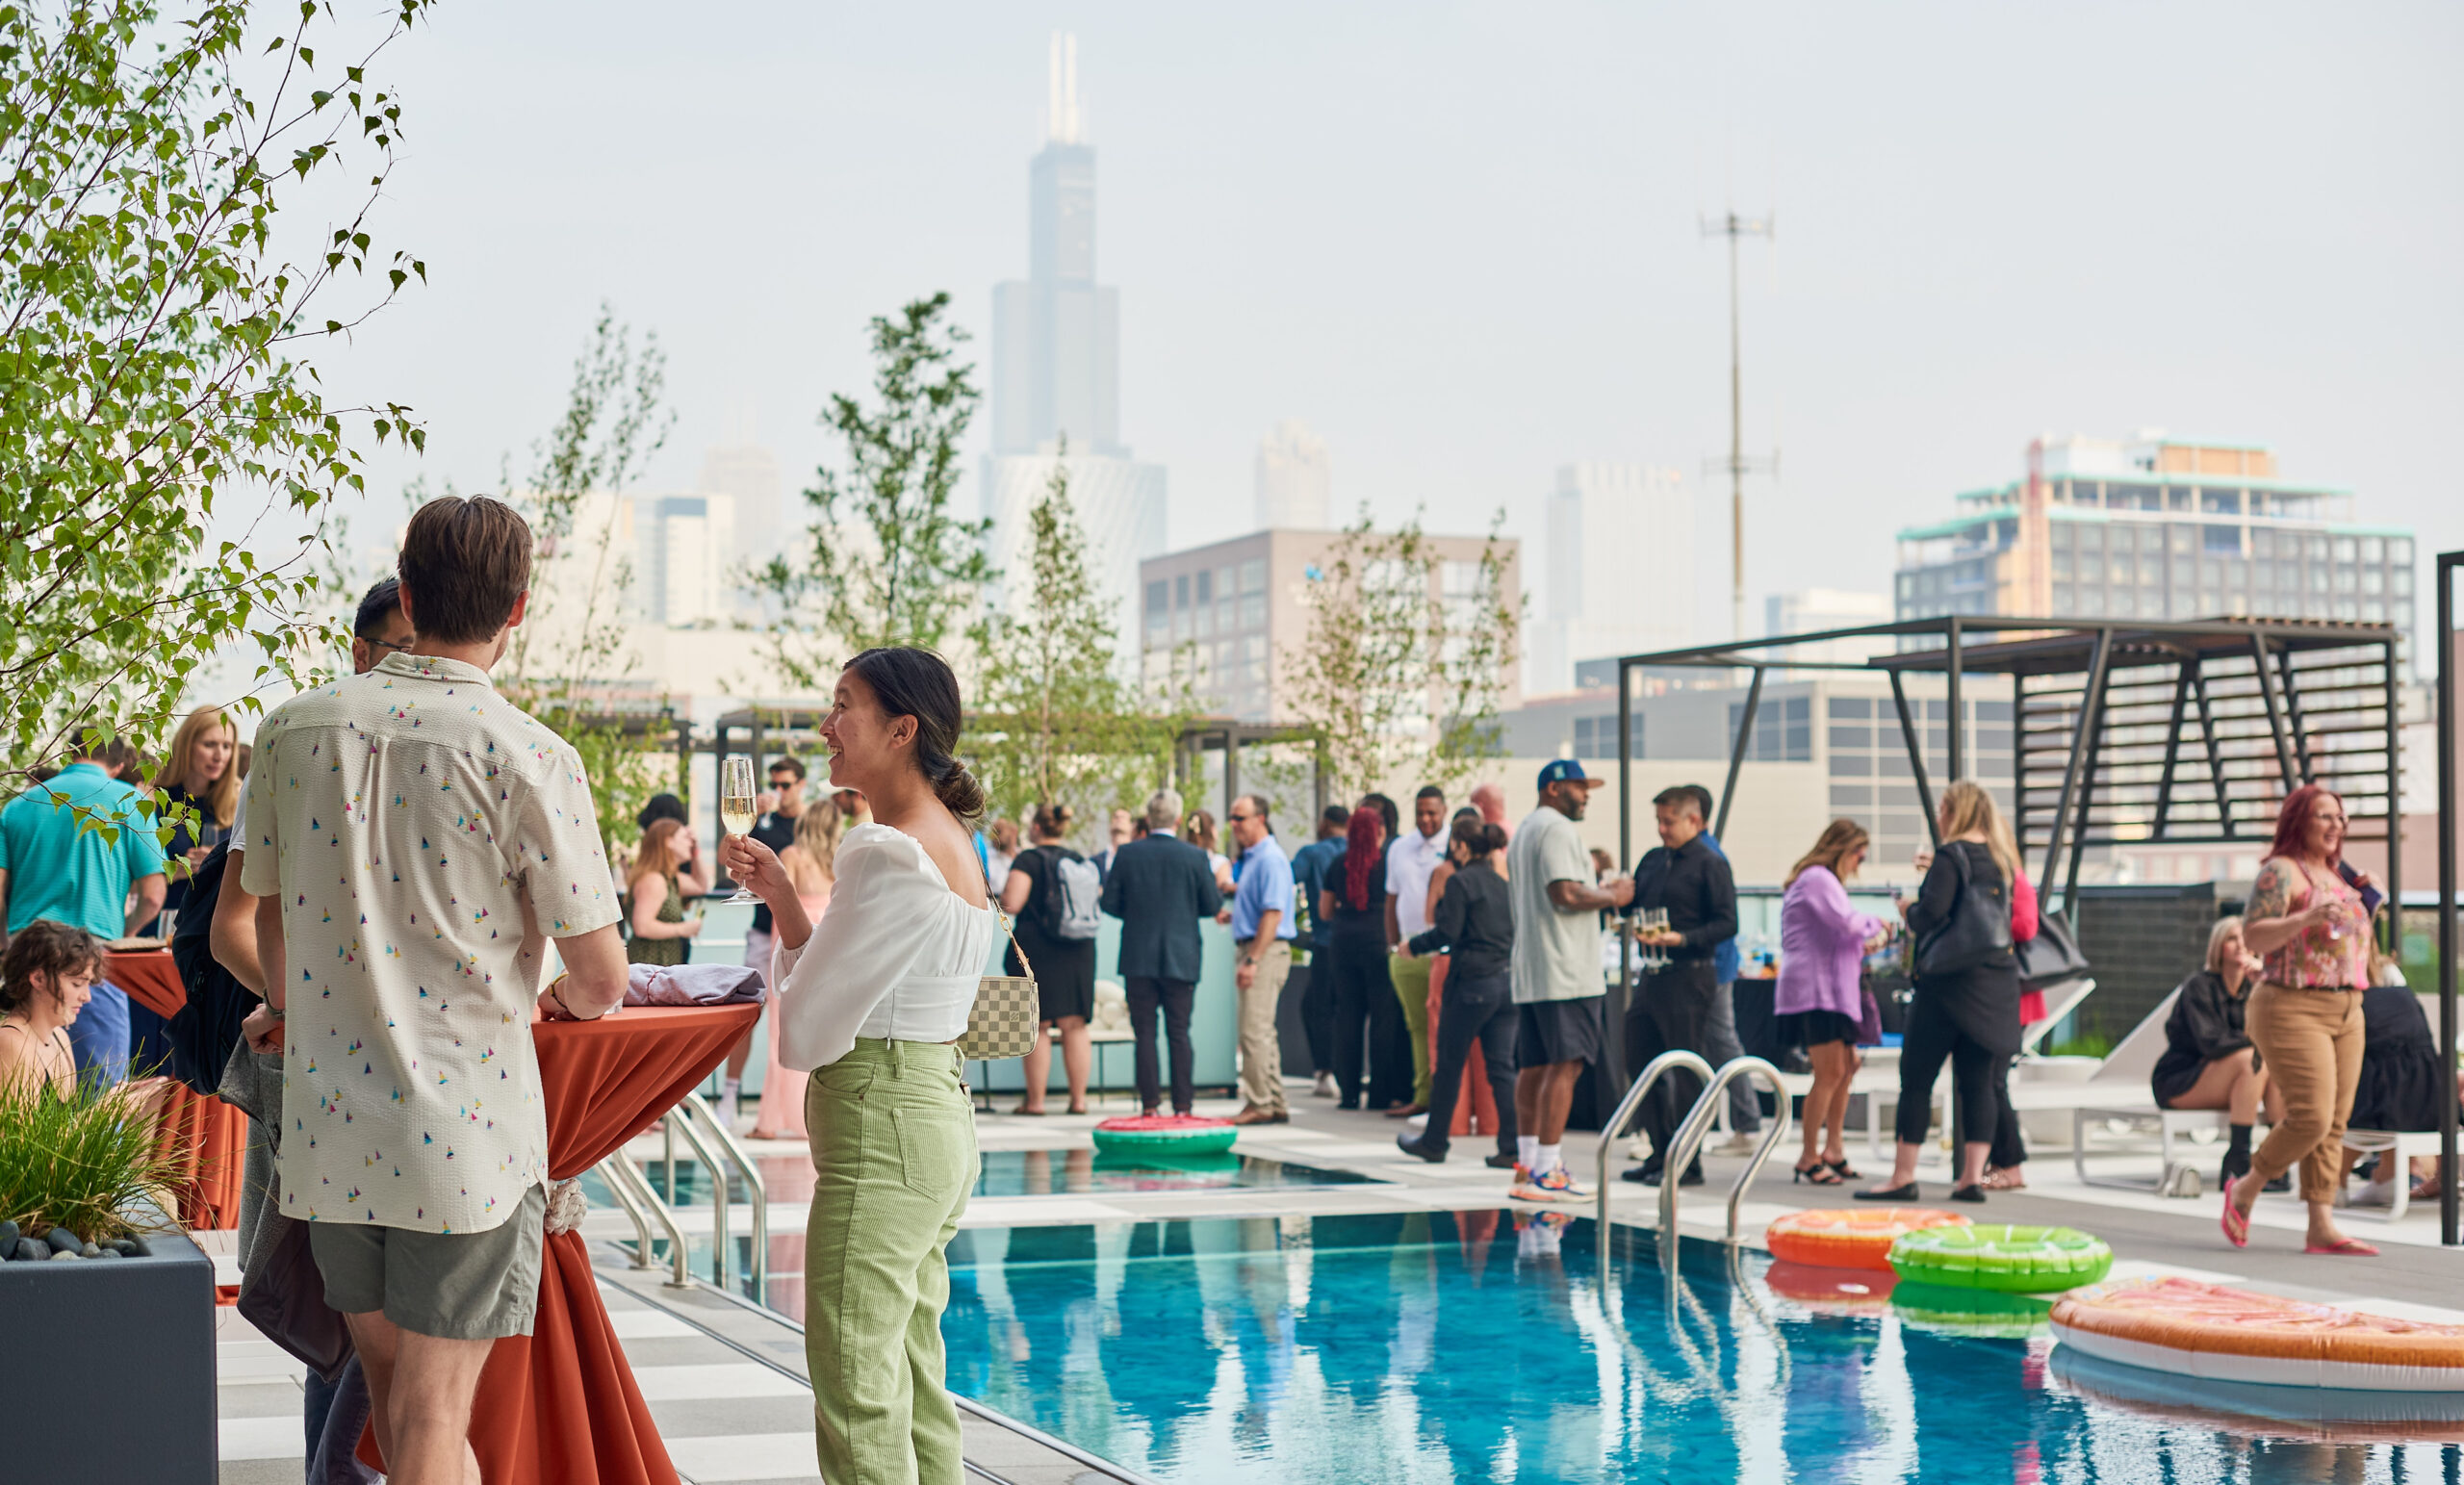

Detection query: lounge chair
xmin=2001 ymin=986 xmax=2235 ymax=1191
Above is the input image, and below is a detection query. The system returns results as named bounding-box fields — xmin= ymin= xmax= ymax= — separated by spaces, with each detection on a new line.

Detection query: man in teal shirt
xmin=0 ymin=747 xmax=169 ymax=1085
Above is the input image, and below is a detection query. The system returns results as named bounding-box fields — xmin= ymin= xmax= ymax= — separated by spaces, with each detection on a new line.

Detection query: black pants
xmin=1126 ymin=976 xmax=1196 ymax=1114
xmin=1895 ymin=967 xmax=2021 ymax=1148
xmin=1988 ymin=1054 xmax=2026 ymax=1168
xmin=1624 ymin=959 xmax=1719 ymax=1165
xmin=1300 ymin=948 xmax=1337 ymax=1072
xmin=1417 ymin=971 xmax=1521 ymax=1159
xmin=1326 ymin=937 xmax=1412 ymax=1109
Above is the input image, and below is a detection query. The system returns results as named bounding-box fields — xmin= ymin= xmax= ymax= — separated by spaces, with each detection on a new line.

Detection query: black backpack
xmin=167 ymin=840 xmax=259 ymax=1095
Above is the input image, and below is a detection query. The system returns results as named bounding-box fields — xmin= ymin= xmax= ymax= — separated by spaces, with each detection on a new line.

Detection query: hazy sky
xmin=322 ymin=2 xmax=2464 ymax=644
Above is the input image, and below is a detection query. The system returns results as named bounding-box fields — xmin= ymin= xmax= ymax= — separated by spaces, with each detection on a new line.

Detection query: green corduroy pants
xmin=804 ymin=1037 xmax=976 ymax=1485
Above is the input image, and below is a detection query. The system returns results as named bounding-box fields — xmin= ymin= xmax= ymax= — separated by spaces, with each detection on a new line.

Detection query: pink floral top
xmin=2253 ymin=858 xmax=2367 ymax=989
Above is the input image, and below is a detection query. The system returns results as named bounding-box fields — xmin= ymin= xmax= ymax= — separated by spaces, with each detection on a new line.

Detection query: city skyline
xmin=316 ymin=3 xmax=2461 ymax=653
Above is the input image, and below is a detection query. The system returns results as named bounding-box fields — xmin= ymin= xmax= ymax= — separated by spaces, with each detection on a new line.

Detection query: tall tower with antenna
xmin=1703 ymin=209 xmax=1775 ymax=642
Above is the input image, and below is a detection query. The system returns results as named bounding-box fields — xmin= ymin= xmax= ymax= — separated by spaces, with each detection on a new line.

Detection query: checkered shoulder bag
xmin=959 ymin=860 xmax=1039 ymax=1062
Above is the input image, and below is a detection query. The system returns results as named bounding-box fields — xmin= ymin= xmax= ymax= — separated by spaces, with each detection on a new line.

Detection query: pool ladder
xmin=590 ymin=1092 xmax=768 ymax=1295
xmin=1593 ymin=1052 xmax=1792 ymax=1242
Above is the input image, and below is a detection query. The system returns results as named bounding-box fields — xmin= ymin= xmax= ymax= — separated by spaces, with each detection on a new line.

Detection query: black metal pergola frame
xmin=1602 ymin=614 xmax=2445 ymax=1238
xmin=1172 ymin=719 xmax=1330 ymax=830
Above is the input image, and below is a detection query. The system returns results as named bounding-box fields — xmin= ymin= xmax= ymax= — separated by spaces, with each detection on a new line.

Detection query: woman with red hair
xmin=2223 ymin=783 xmax=2379 ymax=1256
xmin=1317 ymin=806 xmax=1412 ymax=1111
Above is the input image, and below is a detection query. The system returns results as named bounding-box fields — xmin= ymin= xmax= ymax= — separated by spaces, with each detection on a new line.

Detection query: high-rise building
xmin=1894 ymin=432 xmax=2417 ymax=654
xmin=634 ymin=493 xmax=736 ymax=627
xmin=700 ymin=422 xmax=784 ymax=572
xmin=982 ymin=33 xmax=1166 ymax=658
xmin=1526 ymin=463 xmax=1692 ymax=693
xmin=1765 ymin=587 xmax=1893 ymax=669
xmin=1139 ymin=528 xmax=1522 ymax=724
xmin=1254 ymin=419 xmax=1331 ymax=530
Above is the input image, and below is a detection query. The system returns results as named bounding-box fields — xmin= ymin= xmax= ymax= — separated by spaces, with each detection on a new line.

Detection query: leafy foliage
xmin=1280 ymin=509 xmax=1521 ymax=798
xmin=0 ymin=1073 xmax=190 ymax=1243
xmin=754 ymin=294 xmax=993 ymax=678
xmin=971 ymin=446 xmax=1183 ymax=835
xmin=495 ymin=306 xmax=677 ymax=855
xmin=0 ymin=0 xmax=431 ymax=835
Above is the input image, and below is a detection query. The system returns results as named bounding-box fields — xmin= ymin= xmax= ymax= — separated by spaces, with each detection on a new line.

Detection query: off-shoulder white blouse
xmin=771 ymin=824 xmax=1000 ymax=1070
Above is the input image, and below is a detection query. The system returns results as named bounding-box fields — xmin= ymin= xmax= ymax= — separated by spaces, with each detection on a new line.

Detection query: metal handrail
xmin=1594 ymin=1050 xmax=1716 ymax=1233
xmin=592 ymin=1156 xmax=657 ymax=1268
xmin=678 ymin=1090 xmax=769 ymax=1301
xmin=602 ymin=1151 xmax=693 ymax=1287
xmin=1656 ymin=1056 xmax=1791 ymax=1242
xmin=661 ymin=1105 xmax=736 ymax=1290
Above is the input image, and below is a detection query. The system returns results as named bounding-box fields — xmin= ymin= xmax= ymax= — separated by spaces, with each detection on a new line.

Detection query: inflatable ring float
xmin=1090 ymin=1114 xmax=1237 ymax=1157
xmin=1889 ymin=1280 xmax=2055 ymax=1340
xmin=2051 ymin=1277 xmax=2464 ymax=1393
xmin=1886 ymin=1223 xmax=2112 ymax=1293
xmin=1766 ymin=1208 xmax=1969 ymax=1272
xmin=1762 ymin=1260 xmax=1895 ymax=1315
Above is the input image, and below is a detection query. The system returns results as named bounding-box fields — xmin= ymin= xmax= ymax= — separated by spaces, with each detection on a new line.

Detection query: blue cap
xmin=1536 ymin=758 xmax=1606 ymax=791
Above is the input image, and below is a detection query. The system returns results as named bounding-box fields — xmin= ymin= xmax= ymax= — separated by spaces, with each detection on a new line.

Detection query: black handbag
xmin=2017 ymin=908 xmax=2092 ymax=990
xmin=1912 ymin=844 xmax=2014 ymax=977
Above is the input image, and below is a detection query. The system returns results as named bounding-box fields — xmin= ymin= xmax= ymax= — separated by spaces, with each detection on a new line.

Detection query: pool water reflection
xmin=973 ymin=1147 xmax=1384 ymax=1198
xmin=941 ymin=1210 xmax=2464 ymax=1484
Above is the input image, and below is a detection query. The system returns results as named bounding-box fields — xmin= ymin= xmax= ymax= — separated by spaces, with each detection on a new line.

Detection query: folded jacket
xmin=624 ymin=962 xmax=768 ymax=1007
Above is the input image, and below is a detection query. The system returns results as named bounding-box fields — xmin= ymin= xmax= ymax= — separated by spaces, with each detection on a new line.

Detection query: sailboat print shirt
xmin=240 ymin=653 xmax=620 ymax=1234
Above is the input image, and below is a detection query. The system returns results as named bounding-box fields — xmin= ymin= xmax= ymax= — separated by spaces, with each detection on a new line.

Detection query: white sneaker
xmin=1312 ymin=1072 xmax=1338 ymax=1099
xmin=1711 ymin=1133 xmax=1758 ymax=1158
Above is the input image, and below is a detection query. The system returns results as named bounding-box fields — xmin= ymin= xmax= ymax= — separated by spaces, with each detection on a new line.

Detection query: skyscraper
xmin=982 ymin=33 xmax=1166 ymax=660
xmin=1254 ymin=419 xmax=1331 ymax=529
xmin=1526 ymin=463 xmax=1693 ymax=693
xmin=700 ymin=416 xmax=784 ymax=572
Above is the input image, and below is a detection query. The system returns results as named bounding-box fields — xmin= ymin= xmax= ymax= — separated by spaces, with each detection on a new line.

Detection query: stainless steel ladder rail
xmin=1594 ymin=1050 xmax=1717 ymax=1234
xmin=659 ymin=1101 xmax=740 ymax=1291
xmin=1656 ymin=1056 xmax=1792 ymax=1242
xmin=676 ymin=1090 xmax=769 ymax=1301
xmin=600 ymin=1152 xmax=694 ymax=1288
xmin=592 ymin=1155 xmax=658 ymax=1268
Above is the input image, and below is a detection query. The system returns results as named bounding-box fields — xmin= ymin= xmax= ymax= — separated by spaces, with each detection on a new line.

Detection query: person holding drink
xmin=2223 ymin=783 xmax=2380 ymax=1257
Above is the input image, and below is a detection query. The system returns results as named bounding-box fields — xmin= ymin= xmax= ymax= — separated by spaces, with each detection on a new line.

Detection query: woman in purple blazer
xmin=1776 ymin=819 xmax=1889 ymax=1184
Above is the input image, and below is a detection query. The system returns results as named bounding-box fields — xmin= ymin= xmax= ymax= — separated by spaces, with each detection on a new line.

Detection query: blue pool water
xmin=941 ymin=1210 xmax=2464 ymax=1484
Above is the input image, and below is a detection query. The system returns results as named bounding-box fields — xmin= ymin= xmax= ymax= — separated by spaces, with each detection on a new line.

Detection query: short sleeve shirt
xmin=1229 ymin=835 xmax=1296 ymax=942
xmin=1508 ymin=805 xmax=1601 ymax=1004
xmin=1386 ymin=828 xmax=1447 ymax=940
xmin=0 ymin=762 xmax=168 ymax=936
xmin=2258 ymin=858 xmax=2369 ymax=990
xmin=239 ymin=653 xmax=620 ymax=1235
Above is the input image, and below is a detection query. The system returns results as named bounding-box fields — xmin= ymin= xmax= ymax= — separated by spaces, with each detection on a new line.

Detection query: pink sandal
xmin=2220 ymin=1186 xmax=2250 ymax=1248
xmin=2304 ymin=1236 xmax=2379 ymax=1257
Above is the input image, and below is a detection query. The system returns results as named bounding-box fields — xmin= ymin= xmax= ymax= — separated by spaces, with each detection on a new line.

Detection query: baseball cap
xmin=1536 ymin=758 xmax=1606 ymax=791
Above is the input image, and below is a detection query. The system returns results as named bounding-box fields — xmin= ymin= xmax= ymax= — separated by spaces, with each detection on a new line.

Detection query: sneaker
xmin=1312 ymin=1072 xmax=1338 ymax=1099
xmin=1395 ymin=1132 xmax=1447 ymax=1163
xmin=1628 ymin=1164 xmax=1704 ymax=1188
xmin=1484 ymin=1152 xmax=1520 ymax=1170
xmin=1710 ymin=1133 xmax=1758 ymax=1158
xmin=1513 ymin=1165 xmax=1590 ymax=1203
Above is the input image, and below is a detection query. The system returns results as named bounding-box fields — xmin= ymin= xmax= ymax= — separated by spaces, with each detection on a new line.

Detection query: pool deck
xmin=211 ymin=1077 xmax=2462 ymax=1482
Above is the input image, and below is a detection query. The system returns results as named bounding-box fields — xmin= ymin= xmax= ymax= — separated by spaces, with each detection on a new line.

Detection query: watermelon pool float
xmin=1091 ymin=1114 xmax=1237 ymax=1156
xmin=1887 ymin=1222 xmax=2113 ymax=1294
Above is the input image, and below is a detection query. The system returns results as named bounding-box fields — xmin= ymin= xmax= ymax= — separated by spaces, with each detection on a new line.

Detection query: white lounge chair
xmin=2001 ymin=986 xmax=2235 ymax=1191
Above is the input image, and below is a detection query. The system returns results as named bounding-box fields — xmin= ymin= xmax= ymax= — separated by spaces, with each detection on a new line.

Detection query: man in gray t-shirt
xmin=1503 ymin=759 xmax=1632 ymax=1202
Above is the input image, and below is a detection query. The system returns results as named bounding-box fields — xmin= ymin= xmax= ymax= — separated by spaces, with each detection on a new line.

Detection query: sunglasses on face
xmin=368 ymin=635 xmax=414 ymax=654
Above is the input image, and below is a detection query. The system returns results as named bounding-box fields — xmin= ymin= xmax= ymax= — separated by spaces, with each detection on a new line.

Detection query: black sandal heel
xmin=1791 ymin=1162 xmax=1842 ymax=1186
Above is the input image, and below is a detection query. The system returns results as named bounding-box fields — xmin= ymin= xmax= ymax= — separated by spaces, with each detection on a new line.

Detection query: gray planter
xmin=0 ymin=1226 xmax=216 ymax=1482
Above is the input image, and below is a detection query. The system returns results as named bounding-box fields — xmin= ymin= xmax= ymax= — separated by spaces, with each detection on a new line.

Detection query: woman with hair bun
xmin=722 ymin=646 xmax=1000 ymax=1485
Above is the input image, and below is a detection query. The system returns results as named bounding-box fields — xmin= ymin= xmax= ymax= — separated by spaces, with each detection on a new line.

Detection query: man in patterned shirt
xmin=242 ymin=496 xmax=629 ymax=1484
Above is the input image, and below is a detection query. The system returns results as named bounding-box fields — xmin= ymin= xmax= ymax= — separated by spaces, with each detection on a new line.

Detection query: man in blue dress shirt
xmin=1219 ymin=795 xmax=1297 ymax=1123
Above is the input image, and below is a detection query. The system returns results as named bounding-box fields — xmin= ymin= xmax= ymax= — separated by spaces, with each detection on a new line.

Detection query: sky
xmin=317 ymin=1 xmax=2464 ymax=648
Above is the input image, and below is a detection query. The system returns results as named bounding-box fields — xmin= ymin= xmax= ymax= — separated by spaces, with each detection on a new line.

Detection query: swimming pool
xmin=940 ymin=1209 xmax=2464 ymax=1484
xmin=623 ymin=1146 xmax=1379 ymax=1206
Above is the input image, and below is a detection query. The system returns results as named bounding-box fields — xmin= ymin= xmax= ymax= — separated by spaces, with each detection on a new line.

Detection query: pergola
xmin=1172 ymin=719 xmax=1330 ymax=828
xmin=1609 ymin=612 xmax=2454 ymax=1242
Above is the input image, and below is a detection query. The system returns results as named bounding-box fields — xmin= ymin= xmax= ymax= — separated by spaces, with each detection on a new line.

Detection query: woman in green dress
xmin=626 ymin=817 xmax=706 ymax=965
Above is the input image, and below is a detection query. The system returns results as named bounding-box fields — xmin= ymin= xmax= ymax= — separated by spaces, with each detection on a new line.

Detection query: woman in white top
xmin=723 ymin=646 xmax=999 ymax=1485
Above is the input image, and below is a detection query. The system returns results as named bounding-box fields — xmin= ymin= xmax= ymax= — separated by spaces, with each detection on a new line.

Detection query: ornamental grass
xmin=0 ymin=1072 xmax=189 ymax=1244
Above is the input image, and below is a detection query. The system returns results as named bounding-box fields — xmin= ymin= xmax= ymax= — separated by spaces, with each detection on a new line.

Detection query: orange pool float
xmin=1765 ymin=1208 xmax=1969 ymax=1272
xmin=2051 ymin=1277 xmax=2464 ymax=1393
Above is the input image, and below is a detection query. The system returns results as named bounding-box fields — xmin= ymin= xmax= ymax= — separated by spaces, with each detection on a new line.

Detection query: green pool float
xmin=1886 ymin=1223 xmax=2113 ymax=1293
xmin=1090 ymin=1114 xmax=1238 ymax=1156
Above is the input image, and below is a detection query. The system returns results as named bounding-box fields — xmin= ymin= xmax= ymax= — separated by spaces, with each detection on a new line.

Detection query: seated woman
xmin=2150 ymin=915 xmax=2274 ymax=1189
xmin=2347 ymin=929 xmax=2463 ymax=1204
xmin=0 ymin=920 xmax=103 ymax=1098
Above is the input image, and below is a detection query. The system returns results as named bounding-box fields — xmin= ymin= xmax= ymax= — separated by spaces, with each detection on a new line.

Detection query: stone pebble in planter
xmin=12 ymin=1238 xmax=43 ymax=1263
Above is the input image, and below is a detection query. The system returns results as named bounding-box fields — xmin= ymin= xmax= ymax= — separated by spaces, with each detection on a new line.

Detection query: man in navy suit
xmin=1099 ymin=787 xmax=1220 ymax=1115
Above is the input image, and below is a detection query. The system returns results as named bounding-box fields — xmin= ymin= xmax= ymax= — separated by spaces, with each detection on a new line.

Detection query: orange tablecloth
xmin=107 ymin=950 xmax=247 ymax=1232
xmin=359 ymin=1003 xmax=759 ymax=1485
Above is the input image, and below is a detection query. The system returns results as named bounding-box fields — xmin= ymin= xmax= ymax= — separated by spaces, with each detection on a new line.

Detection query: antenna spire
xmin=1046 ymin=32 xmax=1082 ymax=144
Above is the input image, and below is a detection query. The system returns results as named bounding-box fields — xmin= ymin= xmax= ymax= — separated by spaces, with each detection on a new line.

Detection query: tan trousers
xmin=2244 ymin=981 xmax=2363 ymax=1204
xmin=1238 ymin=938 xmax=1292 ymax=1114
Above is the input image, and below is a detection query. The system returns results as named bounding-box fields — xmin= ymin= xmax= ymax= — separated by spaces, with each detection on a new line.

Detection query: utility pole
xmin=1702 ymin=209 xmax=1776 ymax=643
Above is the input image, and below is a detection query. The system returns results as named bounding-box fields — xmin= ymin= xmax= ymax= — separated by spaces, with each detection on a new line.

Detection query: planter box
xmin=0 ymin=1227 xmax=216 ymax=1482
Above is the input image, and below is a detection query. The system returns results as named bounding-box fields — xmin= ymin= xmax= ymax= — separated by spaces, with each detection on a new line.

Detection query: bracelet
xmin=266 ymin=1006 xmax=286 ymax=1020
xmin=549 ymin=984 xmax=587 ymax=1021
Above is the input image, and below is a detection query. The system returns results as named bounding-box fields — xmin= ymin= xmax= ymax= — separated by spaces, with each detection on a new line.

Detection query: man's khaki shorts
xmin=308 ymin=1184 xmax=547 ymax=1341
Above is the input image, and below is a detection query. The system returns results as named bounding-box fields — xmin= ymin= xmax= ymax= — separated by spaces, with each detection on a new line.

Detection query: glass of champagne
xmin=719 ymin=755 xmax=760 ymax=904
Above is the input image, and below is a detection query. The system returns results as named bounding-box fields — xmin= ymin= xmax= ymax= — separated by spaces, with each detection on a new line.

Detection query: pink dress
xmin=750 ymin=887 xmax=832 ymax=1139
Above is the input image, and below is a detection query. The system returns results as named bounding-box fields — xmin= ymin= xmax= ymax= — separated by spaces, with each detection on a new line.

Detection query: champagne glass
xmin=718 ymin=755 xmax=760 ymax=904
